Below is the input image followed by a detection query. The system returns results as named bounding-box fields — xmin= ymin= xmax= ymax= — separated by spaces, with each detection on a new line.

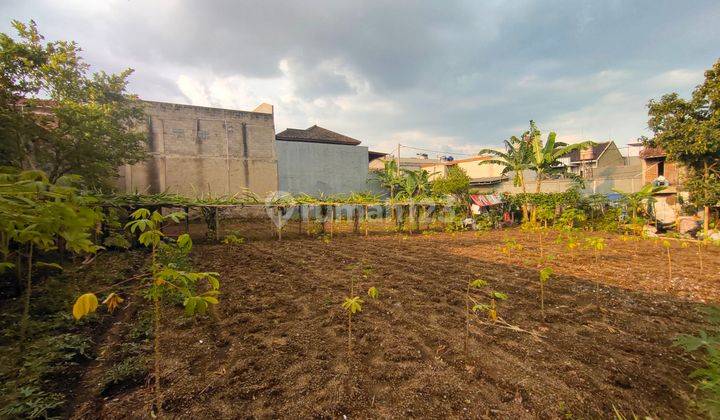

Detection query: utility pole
xmin=396 ymin=143 xmax=401 ymax=176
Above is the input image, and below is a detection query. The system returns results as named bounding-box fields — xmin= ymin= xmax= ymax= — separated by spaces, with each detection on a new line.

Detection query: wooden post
xmin=330 ymin=205 xmax=334 ymax=238
xmin=214 ymin=207 xmax=220 ymax=242
xmin=277 ymin=206 xmax=283 ymax=241
xmin=364 ymin=205 xmax=369 ymax=237
xmin=184 ymin=206 xmax=190 ymax=234
xmin=353 ymin=206 xmax=360 ymax=234
xmin=298 ymin=205 xmax=303 ymax=235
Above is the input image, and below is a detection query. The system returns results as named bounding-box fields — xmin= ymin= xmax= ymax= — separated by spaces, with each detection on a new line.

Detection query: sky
xmin=2 ymin=0 xmax=719 ymax=157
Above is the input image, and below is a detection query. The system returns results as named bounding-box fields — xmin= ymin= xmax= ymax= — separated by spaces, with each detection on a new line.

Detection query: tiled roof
xmin=276 ymin=125 xmax=361 ymax=146
xmin=639 ymin=146 xmax=666 ymax=158
xmin=565 ymin=141 xmax=611 ymax=163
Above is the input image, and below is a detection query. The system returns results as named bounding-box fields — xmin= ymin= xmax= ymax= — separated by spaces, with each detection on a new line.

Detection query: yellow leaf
xmin=154 ymin=278 xmax=165 ymax=286
xmin=73 ymin=293 xmax=99 ymax=320
xmin=488 ymin=309 xmax=498 ymax=322
xmin=102 ymin=292 xmax=124 ymax=313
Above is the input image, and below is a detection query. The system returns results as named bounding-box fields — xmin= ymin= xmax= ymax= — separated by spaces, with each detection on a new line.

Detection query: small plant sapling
xmin=73 ymin=208 xmax=221 ymax=416
xmin=662 ymin=240 xmax=672 ymax=283
xmin=341 ymin=286 xmax=378 ymax=356
xmin=465 ymin=278 xmax=487 ymax=357
xmin=472 ymin=291 xmax=509 ymax=323
xmin=585 ymin=236 xmax=606 ymax=312
xmin=539 ymin=267 xmax=553 ymax=320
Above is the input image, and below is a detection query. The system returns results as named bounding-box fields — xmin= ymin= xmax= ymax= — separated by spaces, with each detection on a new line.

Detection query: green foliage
xmin=539 ymin=267 xmax=553 ymax=284
xmin=0 ymin=386 xmax=65 ymax=419
xmin=557 ymin=208 xmax=586 ymax=230
xmin=431 ymin=166 xmax=470 ymax=200
xmin=342 ymin=296 xmax=363 ymax=314
xmin=99 ymin=355 xmax=149 ymax=395
xmin=524 ymin=120 xmax=594 ymax=192
xmin=367 ymin=286 xmax=379 ymax=299
xmin=646 ymin=58 xmax=720 ymax=210
xmin=675 ymin=306 xmax=720 ymax=417
xmin=222 ymin=231 xmax=246 ymax=245
xmin=478 ymin=137 xmax=532 ymax=191
xmin=0 ymin=20 xmax=147 ymax=188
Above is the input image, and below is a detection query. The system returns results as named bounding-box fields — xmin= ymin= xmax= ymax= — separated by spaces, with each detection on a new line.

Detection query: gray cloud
xmin=1 ymin=0 xmax=719 ymax=154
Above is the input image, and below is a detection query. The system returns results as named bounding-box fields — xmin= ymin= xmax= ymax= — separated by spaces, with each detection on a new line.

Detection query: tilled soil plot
xmin=79 ymin=228 xmax=719 ymax=418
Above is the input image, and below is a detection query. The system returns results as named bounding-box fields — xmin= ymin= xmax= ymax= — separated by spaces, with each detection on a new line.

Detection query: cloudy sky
xmin=2 ymin=0 xmax=719 ymax=157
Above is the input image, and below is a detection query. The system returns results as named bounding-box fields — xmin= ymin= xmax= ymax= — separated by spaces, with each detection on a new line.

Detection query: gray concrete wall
xmin=276 ymin=141 xmax=370 ymax=195
xmin=117 ymin=101 xmax=278 ymax=198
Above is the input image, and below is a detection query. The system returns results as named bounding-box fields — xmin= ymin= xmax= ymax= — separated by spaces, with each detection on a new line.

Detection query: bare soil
xmin=73 ymin=226 xmax=720 ymax=418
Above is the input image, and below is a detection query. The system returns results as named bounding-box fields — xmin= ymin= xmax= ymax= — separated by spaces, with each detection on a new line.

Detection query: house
xmin=638 ymin=146 xmax=683 ymax=224
xmin=419 ymin=156 xmax=508 ymax=188
xmin=559 ymin=141 xmax=625 ymax=179
xmin=369 ymin=155 xmax=440 ymax=172
xmin=118 ymin=101 xmax=279 ymax=197
xmin=275 ymin=125 xmax=373 ymax=195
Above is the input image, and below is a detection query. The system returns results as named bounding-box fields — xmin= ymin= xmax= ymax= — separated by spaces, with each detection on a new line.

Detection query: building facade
xmin=275 ymin=125 xmax=372 ymax=195
xmin=117 ymin=101 xmax=278 ymax=198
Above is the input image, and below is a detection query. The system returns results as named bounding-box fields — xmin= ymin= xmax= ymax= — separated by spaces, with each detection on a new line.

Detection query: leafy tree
xmin=0 ymin=20 xmax=146 ymax=188
xmin=646 ymin=58 xmax=720 ymax=234
xmin=431 ymin=166 xmax=471 ymax=215
xmin=0 ymin=169 xmax=101 ymax=351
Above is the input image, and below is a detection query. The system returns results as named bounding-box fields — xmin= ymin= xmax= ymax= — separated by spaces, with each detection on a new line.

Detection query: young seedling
xmin=585 ymin=236 xmax=606 ymax=312
xmin=73 ymin=208 xmax=221 ymax=416
xmin=539 ymin=267 xmax=553 ymax=320
xmin=566 ymin=234 xmax=580 ymax=262
xmin=662 ymin=240 xmax=672 ymax=283
xmin=341 ymin=285 xmax=378 ymax=356
xmin=472 ymin=291 xmax=509 ymax=323
xmin=465 ymin=278 xmax=487 ymax=357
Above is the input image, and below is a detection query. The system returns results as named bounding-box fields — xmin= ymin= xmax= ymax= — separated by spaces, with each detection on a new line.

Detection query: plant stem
xmin=540 ymin=281 xmax=545 ymax=321
xmin=151 ymin=244 xmax=162 ymax=417
xmin=348 ymin=311 xmax=352 ymax=356
xmin=666 ymin=247 xmax=672 ymax=282
xmin=699 ymin=242 xmax=703 ymax=271
xmin=19 ymin=243 xmax=33 ymax=353
xmin=464 ymin=283 xmax=470 ymax=358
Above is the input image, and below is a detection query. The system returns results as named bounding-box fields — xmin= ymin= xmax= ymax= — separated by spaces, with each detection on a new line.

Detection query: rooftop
xmin=276 ymin=125 xmax=361 ymax=146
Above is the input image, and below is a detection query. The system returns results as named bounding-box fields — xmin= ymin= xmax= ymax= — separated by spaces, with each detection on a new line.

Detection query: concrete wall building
xmin=558 ymin=141 xmax=625 ymax=179
xmin=118 ymin=101 xmax=278 ymax=198
xmin=276 ymin=125 xmax=371 ymax=195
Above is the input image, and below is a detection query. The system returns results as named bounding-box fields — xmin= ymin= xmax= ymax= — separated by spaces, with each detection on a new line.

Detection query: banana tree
xmin=526 ymin=120 xmax=593 ymax=193
xmin=478 ymin=137 xmax=531 ymax=220
xmin=612 ymin=183 xmax=666 ymax=221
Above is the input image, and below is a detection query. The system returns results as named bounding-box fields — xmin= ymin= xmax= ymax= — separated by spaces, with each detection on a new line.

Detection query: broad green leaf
xmin=342 ymin=296 xmax=363 ymax=314
xmin=491 ymin=291 xmax=508 ymax=300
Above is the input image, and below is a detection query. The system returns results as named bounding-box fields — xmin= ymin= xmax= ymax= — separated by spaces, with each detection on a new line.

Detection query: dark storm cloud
xmin=1 ymin=0 xmax=719 ymax=151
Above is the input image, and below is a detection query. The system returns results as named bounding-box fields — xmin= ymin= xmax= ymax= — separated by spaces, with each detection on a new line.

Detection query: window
xmin=657 ymin=160 xmax=665 ymax=176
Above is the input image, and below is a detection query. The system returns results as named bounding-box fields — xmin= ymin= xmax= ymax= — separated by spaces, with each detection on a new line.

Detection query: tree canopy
xmin=0 ymin=20 xmax=147 ymax=188
xmin=645 ymin=58 xmax=720 ymax=230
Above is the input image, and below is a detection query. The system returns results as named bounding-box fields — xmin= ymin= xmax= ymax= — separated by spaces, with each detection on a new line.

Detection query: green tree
xmin=0 ymin=20 xmax=146 ymax=188
xmin=431 ymin=166 xmax=471 ymax=215
xmin=372 ymin=160 xmax=403 ymax=199
xmin=646 ymin=58 xmax=720 ymax=234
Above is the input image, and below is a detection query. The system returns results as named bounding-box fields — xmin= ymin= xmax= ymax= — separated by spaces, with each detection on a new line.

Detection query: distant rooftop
xmin=276 ymin=125 xmax=361 ymax=146
xmin=565 ymin=141 xmax=612 ymax=163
